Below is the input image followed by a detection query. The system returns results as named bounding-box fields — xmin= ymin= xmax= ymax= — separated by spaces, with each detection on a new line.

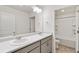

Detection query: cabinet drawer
xmin=15 ymin=41 xmax=40 ymax=53
xmin=41 ymin=38 xmax=52 ymax=53
xmin=41 ymin=36 xmax=52 ymax=44
xmin=48 ymin=39 xmax=52 ymax=53
xmin=41 ymin=42 xmax=48 ymax=53
xmin=29 ymin=47 xmax=40 ymax=53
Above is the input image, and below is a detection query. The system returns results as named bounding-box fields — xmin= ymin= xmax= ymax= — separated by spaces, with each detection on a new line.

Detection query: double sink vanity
xmin=0 ymin=32 xmax=53 ymax=53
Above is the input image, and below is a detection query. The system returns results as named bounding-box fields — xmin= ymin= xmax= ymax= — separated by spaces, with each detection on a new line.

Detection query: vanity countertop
xmin=0 ymin=33 xmax=52 ymax=53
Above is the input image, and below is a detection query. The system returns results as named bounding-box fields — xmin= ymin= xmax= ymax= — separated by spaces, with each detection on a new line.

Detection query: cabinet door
xmin=29 ymin=47 xmax=40 ymax=53
xmin=48 ymin=39 xmax=52 ymax=53
xmin=41 ymin=36 xmax=52 ymax=53
xmin=41 ymin=42 xmax=48 ymax=53
xmin=14 ymin=41 xmax=40 ymax=53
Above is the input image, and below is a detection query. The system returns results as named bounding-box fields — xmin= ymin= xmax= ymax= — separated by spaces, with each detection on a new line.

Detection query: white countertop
xmin=0 ymin=33 xmax=52 ymax=53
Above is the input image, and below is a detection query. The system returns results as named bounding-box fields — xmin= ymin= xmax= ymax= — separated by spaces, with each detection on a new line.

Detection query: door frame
xmin=29 ymin=16 xmax=35 ymax=32
xmin=55 ymin=6 xmax=78 ymax=53
xmin=75 ymin=6 xmax=79 ymax=53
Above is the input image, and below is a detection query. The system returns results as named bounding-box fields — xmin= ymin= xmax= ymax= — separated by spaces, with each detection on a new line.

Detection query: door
xmin=75 ymin=7 xmax=79 ymax=52
xmin=30 ymin=17 xmax=35 ymax=32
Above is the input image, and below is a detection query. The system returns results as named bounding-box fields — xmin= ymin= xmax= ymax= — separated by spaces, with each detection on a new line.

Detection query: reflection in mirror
xmin=0 ymin=12 xmax=15 ymax=37
xmin=29 ymin=16 xmax=35 ymax=32
xmin=0 ymin=5 xmax=35 ymax=37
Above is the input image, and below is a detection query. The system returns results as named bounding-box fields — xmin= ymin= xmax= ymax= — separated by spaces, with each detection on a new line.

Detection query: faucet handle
xmin=12 ymin=32 xmax=15 ymax=36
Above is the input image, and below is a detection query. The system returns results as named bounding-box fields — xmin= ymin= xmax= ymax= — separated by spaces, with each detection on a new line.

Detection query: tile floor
xmin=56 ymin=44 xmax=75 ymax=53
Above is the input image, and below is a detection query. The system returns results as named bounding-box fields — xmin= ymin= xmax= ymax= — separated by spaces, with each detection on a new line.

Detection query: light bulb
xmin=32 ymin=6 xmax=42 ymax=13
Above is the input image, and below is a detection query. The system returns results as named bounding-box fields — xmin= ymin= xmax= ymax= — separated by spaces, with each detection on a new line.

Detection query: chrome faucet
xmin=16 ymin=36 xmax=22 ymax=40
xmin=12 ymin=32 xmax=16 ymax=36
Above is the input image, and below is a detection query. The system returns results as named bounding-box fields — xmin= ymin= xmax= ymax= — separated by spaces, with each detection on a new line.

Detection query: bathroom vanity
xmin=13 ymin=35 xmax=52 ymax=53
xmin=0 ymin=33 xmax=53 ymax=53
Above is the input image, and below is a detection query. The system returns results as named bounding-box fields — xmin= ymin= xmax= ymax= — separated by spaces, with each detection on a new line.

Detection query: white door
xmin=30 ymin=18 xmax=35 ymax=32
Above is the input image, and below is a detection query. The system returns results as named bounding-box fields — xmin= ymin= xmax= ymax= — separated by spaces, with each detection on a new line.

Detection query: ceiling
xmin=8 ymin=5 xmax=34 ymax=13
xmin=7 ymin=5 xmax=45 ymax=13
xmin=7 ymin=5 xmax=69 ymax=13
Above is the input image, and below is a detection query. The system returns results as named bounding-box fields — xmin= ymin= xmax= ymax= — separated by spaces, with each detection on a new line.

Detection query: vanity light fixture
xmin=32 ymin=6 xmax=42 ymax=13
xmin=36 ymin=8 xmax=42 ymax=13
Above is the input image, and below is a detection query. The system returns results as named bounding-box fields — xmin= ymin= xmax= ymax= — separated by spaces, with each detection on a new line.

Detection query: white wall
xmin=35 ymin=6 xmax=69 ymax=52
xmin=0 ymin=12 xmax=15 ymax=37
xmin=15 ymin=13 xmax=30 ymax=35
xmin=42 ymin=6 xmax=53 ymax=33
xmin=35 ymin=13 xmax=43 ymax=32
xmin=35 ymin=5 xmax=69 ymax=36
xmin=0 ymin=5 xmax=69 ymax=36
xmin=0 ymin=6 xmax=30 ymax=37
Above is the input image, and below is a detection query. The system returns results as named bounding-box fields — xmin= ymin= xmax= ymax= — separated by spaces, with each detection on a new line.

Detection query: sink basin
xmin=26 ymin=34 xmax=41 ymax=39
xmin=38 ymin=33 xmax=47 ymax=36
xmin=10 ymin=38 xmax=29 ymax=46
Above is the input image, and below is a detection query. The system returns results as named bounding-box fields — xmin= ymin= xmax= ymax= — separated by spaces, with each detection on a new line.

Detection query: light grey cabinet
xmin=41 ymin=41 xmax=49 ymax=53
xmin=13 ymin=36 xmax=52 ymax=53
xmin=14 ymin=41 xmax=40 ymax=53
xmin=29 ymin=47 xmax=40 ymax=53
xmin=41 ymin=36 xmax=52 ymax=53
xmin=48 ymin=39 xmax=52 ymax=53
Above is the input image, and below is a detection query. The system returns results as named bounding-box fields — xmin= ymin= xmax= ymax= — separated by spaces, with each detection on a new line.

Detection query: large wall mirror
xmin=0 ymin=5 xmax=35 ymax=37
